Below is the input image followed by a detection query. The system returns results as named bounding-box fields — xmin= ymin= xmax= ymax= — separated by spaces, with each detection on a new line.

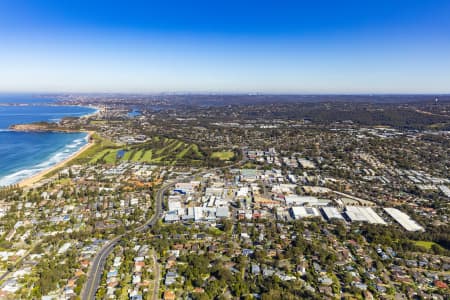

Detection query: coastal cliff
xmin=9 ymin=122 xmax=75 ymax=132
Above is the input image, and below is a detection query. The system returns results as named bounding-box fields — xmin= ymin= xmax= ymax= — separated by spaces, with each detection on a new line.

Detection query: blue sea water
xmin=0 ymin=95 xmax=96 ymax=186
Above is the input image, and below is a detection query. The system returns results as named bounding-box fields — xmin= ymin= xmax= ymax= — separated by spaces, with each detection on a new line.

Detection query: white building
xmin=290 ymin=207 xmax=321 ymax=219
xmin=439 ymin=185 xmax=450 ymax=197
xmin=58 ymin=242 xmax=72 ymax=255
xmin=168 ymin=198 xmax=182 ymax=212
xmin=236 ymin=187 xmax=249 ymax=198
xmin=321 ymin=207 xmax=344 ymax=221
xmin=216 ymin=207 xmax=230 ymax=218
xmin=285 ymin=195 xmax=330 ymax=206
xmin=344 ymin=206 xmax=386 ymax=225
xmin=383 ymin=208 xmax=424 ymax=232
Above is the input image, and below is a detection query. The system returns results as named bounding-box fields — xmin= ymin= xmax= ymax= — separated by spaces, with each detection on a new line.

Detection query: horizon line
xmin=1 ymin=91 xmax=450 ymax=96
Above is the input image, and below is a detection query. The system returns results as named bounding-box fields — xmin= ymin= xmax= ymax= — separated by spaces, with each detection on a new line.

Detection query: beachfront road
xmin=81 ymin=180 xmax=174 ymax=300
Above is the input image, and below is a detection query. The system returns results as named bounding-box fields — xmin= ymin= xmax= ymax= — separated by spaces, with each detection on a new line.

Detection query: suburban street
xmin=151 ymin=250 xmax=161 ymax=300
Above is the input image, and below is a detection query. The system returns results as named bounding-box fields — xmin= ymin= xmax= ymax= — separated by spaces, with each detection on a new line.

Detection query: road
xmin=81 ymin=181 xmax=174 ymax=300
xmin=151 ymin=250 xmax=161 ymax=300
xmin=0 ymin=240 xmax=43 ymax=283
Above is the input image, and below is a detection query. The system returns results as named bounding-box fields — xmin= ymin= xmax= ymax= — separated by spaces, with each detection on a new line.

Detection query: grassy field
xmin=414 ymin=240 xmax=437 ymax=250
xmin=242 ymin=162 xmax=258 ymax=169
xmin=211 ymin=151 xmax=234 ymax=160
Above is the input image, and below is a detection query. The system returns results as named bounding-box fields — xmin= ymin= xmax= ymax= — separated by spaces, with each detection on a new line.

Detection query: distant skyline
xmin=1 ymin=0 xmax=450 ymax=93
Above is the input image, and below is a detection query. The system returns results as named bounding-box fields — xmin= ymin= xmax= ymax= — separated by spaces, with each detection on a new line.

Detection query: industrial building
xmin=344 ymin=206 xmax=386 ymax=225
xmin=290 ymin=206 xmax=321 ymax=219
xmin=383 ymin=208 xmax=424 ymax=232
xmin=321 ymin=207 xmax=345 ymax=221
xmin=167 ymin=196 xmax=182 ymax=212
xmin=439 ymin=185 xmax=450 ymax=198
xmin=285 ymin=195 xmax=330 ymax=206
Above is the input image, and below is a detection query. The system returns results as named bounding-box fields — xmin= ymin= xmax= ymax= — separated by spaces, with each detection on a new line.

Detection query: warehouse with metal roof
xmin=383 ymin=208 xmax=424 ymax=232
xmin=321 ymin=207 xmax=345 ymax=221
xmin=344 ymin=206 xmax=386 ymax=225
xmin=290 ymin=207 xmax=321 ymax=219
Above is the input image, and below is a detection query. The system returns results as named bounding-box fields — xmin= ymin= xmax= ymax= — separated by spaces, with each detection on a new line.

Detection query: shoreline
xmin=0 ymin=102 xmax=102 ymax=188
xmin=8 ymin=105 xmax=102 ymax=132
xmin=17 ymin=131 xmax=95 ymax=188
xmin=80 ymin=106 xmax=101 ymax=118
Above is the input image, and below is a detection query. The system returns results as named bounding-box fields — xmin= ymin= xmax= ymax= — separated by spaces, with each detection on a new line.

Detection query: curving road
xmin=81 ymin=181 xmax=174 ymax=300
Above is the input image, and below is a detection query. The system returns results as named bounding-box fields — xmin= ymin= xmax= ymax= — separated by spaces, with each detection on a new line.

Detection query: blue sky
xmin=0 ymin=0 xmax=450 ymax=93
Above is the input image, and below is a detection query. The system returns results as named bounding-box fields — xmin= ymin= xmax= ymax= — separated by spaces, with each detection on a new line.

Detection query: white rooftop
xmin=321 ymin=207 xmax=344 ymax=220
xmin=345 ymin=206 xmax=386 ymax=225
xmin=383 ymin=208 xmax=424 ymax=232
xmin=291 ymin=206 xmax=321 ymax=219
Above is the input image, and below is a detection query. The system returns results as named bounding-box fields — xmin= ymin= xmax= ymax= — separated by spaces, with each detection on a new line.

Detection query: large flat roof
xmin=345 ymin=206 xmax=386 ymax=225
xmin=291 ymin=206 xmax=321 ymax=219
xmin=383 ymin=208 xmax=424 ymax=232
xmin=321 ymin=207 xmax=344 ymax=220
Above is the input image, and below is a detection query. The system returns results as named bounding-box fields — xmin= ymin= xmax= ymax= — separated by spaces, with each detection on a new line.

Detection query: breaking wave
xmin=0 ymin=134 xmax=87 ymax=186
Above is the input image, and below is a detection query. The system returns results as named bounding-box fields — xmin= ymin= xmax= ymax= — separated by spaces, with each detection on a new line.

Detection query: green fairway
xmin=171 ymin=141 xmax=185 ymax=152
xmin=122 ymin=149 xmax=134 ymax=160
xmin=191 ymin=144 xmax=203 ymax=157
xmin=76 ymin=133 xmax=119 ymax=164
xmin=103 ymin=151 xmax=118 ymax=164
xmin=89 ymin=149 xmax=110 ymax=163
xmin=140 ymin=150 xmax=153 ymax=162
xmin=176 ymin=144 xmax=193 ymax=158
xmin=131 ymin=150 xmax=144 ymax=162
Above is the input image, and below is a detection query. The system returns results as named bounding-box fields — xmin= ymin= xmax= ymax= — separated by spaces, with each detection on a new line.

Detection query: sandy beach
xmin=80 ymin=105 xmax=102 ymax=118
xmin=18 ymin=131 xmax=95 ymax=188
xmin=14 ymin=105 xmax=102 ymax=188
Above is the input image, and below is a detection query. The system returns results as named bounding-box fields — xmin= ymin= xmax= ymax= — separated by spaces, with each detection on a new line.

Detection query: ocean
xmin=0 ymin=94 xmax=96 ymax=186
